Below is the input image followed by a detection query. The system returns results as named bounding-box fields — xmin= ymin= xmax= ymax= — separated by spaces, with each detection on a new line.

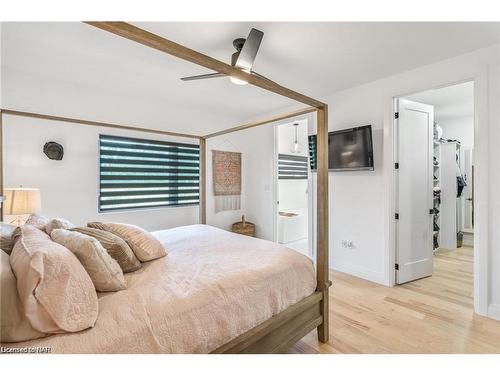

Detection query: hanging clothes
xmin=456 ymin=157 xmax=466 ymax=197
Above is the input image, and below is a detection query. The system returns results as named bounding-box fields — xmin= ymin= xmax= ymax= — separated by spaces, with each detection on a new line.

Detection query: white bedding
xmin=2 ymin=225 xmax=316 ymax=353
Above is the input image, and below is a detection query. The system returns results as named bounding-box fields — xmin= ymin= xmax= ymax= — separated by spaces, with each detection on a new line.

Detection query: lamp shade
xmin=4 ymin=188 xmax=41 ymax=215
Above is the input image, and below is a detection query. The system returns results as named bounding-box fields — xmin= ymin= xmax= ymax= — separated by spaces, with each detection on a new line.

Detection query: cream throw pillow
xmin=1 ymin=251 xmax=46 ymax=342
xmin=71 ymin=227 xmax=141 ymax=273
xmin=25 ymin=213 xmax=49 ymax=231
xmin=88 ymin=222 xmax=166 ymax=262
xmin=45 ymin=217 xmax=75 ymax=235
xmin=51 ymin=229 xmax=126 ymax=292
xmin=9 ymin=225 xmax=98 ymax=333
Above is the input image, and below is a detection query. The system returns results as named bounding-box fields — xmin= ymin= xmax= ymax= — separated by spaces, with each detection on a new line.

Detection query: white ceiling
xmin=1 ymin=22 xmax=499 ymax=133
xmin=406 ymin=81 xmax=474 ymax=122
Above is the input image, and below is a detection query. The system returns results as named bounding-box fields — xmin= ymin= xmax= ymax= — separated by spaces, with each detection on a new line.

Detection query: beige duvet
xmin=3 ymin=225 xmax=316 ymax=353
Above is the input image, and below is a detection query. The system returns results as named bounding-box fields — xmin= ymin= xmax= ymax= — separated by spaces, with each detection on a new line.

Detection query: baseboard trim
xmin=487 ymin=304 xmax=500 ymax=321
xmin=331 ymin=260 xmax=386 ymax=286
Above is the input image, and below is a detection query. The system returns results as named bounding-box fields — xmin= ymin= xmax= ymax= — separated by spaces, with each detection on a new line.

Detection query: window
xmin=278 ymin=153 xmax=308 ymax=180
xmin=308 ymin=135 xmax=317 ymax=171
xmin=99 ymin=134 xmax=200 ymax=212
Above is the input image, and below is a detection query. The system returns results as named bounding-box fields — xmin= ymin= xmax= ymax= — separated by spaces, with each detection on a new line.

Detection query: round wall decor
xmin=43 ymin=141 xmax=64 ymax=160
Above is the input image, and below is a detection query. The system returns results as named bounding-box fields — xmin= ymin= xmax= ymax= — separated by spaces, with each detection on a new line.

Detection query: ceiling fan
xmin=180 ymin=28 xmax=265 ymax=85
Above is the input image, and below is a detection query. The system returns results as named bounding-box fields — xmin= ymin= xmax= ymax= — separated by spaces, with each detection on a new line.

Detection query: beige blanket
xmin=3 ymin=225 xmax=316 ymax=353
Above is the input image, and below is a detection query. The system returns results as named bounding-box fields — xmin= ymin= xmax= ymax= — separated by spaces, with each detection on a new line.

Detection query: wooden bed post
xmin=316 ymin=105 xmax=329 ymax=342
xmin=199 ymin=137 xmax=207 ymax=224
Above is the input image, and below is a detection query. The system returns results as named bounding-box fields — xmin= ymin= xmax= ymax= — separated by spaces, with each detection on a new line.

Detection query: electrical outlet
xmin=341 ymin=240 xmax=354 ymax=249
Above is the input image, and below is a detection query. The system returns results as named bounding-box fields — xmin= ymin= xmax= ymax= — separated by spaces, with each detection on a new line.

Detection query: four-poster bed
xmin=0 ymin=21 xmax=330 ymax=353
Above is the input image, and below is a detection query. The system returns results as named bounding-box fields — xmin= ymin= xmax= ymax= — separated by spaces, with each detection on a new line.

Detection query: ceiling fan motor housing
xmin=232 ymin=38 xmax=246 ymax=51
xmin=180 ymin=29 xmax=263 ymax=81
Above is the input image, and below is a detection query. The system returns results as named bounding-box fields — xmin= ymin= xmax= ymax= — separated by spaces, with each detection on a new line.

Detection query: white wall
xmin=1 ymin=67 xmax=235 ymax=137
xmin=206 ymin=126 xmax=275 ymax=241
xmin=312 ymin=44 xmax=499 ymax=320
xmin=2 ymin=115 xmax=199 ymax=231
xmin=242 ymin=44 xmax=500 ymax=319
xmin=311 ymin=86 xmax=386 ymax=284
xmin=279 ymin=180 xmax=308 ymax=212
xmin=439 ymin=116 xmax=474 ymax=148
xmin=0 ymin=23 xmax=2 ymax=108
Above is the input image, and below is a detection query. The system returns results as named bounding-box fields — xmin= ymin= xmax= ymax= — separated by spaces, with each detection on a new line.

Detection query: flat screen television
xmin=308 ymin=125 xmax=374 ymax=171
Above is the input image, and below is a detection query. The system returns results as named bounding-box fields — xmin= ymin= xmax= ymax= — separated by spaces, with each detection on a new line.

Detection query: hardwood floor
xmin=289 ymin=246 xmax=500 ymax=353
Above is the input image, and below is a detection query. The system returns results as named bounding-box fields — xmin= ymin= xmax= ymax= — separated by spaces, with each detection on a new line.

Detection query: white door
xmin=396 ymin=99 xmax=434 ymax=284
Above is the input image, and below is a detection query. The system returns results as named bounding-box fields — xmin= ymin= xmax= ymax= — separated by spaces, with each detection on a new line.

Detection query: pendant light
xmin=291 ymin=123 xmax=301 ymax=154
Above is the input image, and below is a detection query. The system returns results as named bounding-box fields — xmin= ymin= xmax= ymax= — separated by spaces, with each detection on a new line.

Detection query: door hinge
xmin=395 ymin=263 xmax=399 ymax=270
xmin=395 ymin=162 xmax=399 ymax=169
xmin=394 ymin=112 xmax=399 ymax=119
xmin=395 ymin=213 xmax=399 ymax=220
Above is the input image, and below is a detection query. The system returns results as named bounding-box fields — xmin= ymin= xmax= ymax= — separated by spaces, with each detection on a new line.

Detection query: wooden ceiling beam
xmin=84 ymin=22 xmax=326 ymax=109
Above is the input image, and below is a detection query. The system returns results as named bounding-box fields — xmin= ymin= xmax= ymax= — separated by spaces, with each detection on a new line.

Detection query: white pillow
xmin=1 ymin=251 xmax=46 ymax=342
xmin=88 ymin=222 xmax=166 ymax=262
xmin=51 ymin=229 xmax=126 ymax=292
xmin=45 ymin=217 xmax=75 ymax=235
xmin=9 ymin=225 xmax=98 ymax=333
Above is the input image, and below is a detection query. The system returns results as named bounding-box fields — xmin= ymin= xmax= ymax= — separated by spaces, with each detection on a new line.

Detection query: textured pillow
xmin=1 ymin=223 xmax=17 ymax=255
xmin=9 ymin=225 xmax=98 ymax=333
xmin=1 ymin=251 xmax=46 ymax=342
xmin=25 ymin=213 xmax=49 ymax=230
xmin=71 ymin=227 xmax=141 ymax=273
xmin=88 ymin=222 xmax=167 ymax=262
xmin=51 ymin=229 xmax=126 ymax=292
xmin=45 ymin=217 xmax=75 ymax=235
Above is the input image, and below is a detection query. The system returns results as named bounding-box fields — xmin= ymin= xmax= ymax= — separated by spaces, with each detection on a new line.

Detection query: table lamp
xmin=4 ymin=188 xmax=42 ymax=226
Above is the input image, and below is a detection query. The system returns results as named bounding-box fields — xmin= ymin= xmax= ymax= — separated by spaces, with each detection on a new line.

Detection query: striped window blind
xmin=308 ymin=135 xmax=317 ymax=171
xmin=278 ymin=154 xmax=308 ymax=180
xmin=99 ymin=134 xmax=200 ymax=212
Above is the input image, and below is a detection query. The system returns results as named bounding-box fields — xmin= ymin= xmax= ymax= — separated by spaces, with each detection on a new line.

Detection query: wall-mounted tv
xmin=309 ymin=125 xmax=374 ymax=171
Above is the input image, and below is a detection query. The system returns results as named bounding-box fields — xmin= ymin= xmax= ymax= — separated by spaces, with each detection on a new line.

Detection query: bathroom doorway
xmin=274 ymin=119 xmax=312 ymax=257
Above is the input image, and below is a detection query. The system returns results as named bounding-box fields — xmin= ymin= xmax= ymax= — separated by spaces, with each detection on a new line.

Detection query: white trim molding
xmin=332 ymin=261 xmax=386 ymax=286
xmin=387 ymin=71 xmax=490 ymax=316
xmin=487 ymin=304 xmax=500 ymax=321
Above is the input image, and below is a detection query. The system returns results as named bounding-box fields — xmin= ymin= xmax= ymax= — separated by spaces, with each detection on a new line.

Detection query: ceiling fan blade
xmin=235 ymin=28 xmax=264 ymax=71
xmin=180 ymin=72 xmax=226 ymax=81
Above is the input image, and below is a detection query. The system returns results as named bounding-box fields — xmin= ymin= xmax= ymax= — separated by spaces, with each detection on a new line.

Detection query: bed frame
xmin=0 ymin=22 xmax=330 ymax=354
